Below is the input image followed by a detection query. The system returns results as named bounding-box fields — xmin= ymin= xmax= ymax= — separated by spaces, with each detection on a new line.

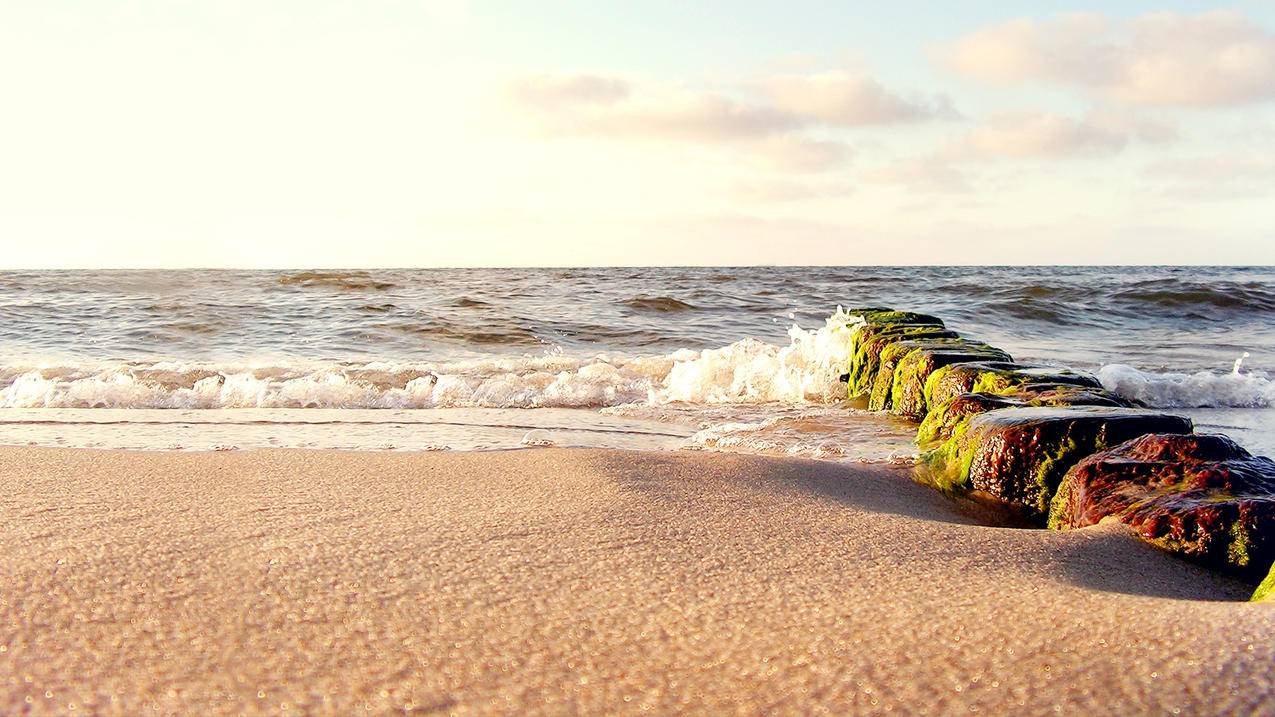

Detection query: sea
xmin=1 ymin=266 xmax=1272 ymax=460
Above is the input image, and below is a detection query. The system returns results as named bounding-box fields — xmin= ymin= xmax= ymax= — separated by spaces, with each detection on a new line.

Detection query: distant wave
xmin=1099 ymin=363 xmax=1275 ymax=408
xmin=373 ymin=318 xmax=546 ymax=346
xmin=622 ymin=295 xmax=697 ymax=312
xmin=278 ymin=271 xmax=397 ymax=291
xmin=1112 ymin=282 xmax=1275 ymax=312
xmin=0 ymin=311 xmax=862 ymax=409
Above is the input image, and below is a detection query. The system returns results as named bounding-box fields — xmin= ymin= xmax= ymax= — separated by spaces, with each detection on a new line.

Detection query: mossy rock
xmin=848 ymin=324 xmax=958 ymax=398
xmin=850 ymin=309 xmax=945 ymax=328
xmin=919 ymin=406 xmax=1193 ymax=523
xmin=924 ymin=361 xmax=1104 ymax=413
xmin=867 ymin=338 xmax=1003 ymax=412
xmin=1050 ymin=433 xmax=1275 ymax=579
xmin=890 ymin=348 xmax=1015 ymax=420
xmin=1254 ymin=563 xmax=1275 ymax=602
xmin=917 ymin=393 xmax=1024 ymax=448
xmin=917 ymin=385 xmax=1134 ymax=448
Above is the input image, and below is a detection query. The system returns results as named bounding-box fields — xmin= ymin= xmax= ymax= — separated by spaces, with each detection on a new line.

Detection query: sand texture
xmin=1 ymin=447 xmax=1271 ymax=715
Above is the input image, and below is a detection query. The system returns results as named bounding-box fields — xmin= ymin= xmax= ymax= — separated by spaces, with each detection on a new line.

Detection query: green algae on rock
xmin=919 ymin=406 xmax=1193 ymax=523
xmin=868 ymin=339 xmax=1008 ymax=412
xmin=917 ymin=385 xmax=1135 ymax=447
xmin=848 ymin=325 xmax=960 ymax=398
xmin=1049 ymin=433 xmax=1275 ymax=578
xmin=1255 ymin=563 xmax=1275 ymax=602
xmin=889 ymin=349 xmax=1016 ymax=420
xmin=924 ymin=362 xmax=1105 ymax=414
xmin=849 ymin=309 xmax=945 ymax=328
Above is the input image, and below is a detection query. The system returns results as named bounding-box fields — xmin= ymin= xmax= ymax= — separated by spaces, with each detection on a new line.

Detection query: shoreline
xmin=2 ymin=446 xmax=1271 ymax=715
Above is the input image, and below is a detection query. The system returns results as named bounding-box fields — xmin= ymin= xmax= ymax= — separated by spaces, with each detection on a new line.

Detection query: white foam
xmin=0 ymin=309 xmax=864 ymax=410
xmin=1098 ymin=362 xmax=1275 ymax=408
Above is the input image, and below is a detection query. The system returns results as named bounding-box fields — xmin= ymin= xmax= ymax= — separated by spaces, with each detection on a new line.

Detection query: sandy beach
xmin=1 ymin=447 xmax=1271 ymax=715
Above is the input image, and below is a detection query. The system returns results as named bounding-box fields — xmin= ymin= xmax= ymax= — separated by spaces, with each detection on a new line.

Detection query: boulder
xmin=848 ymin=324 xmax=959 ymax=398
xmin=850 ymin=309 xmax=945 ymax=327
xmin=916 ymin=393 xmax=1023 ymax=447
xmin=924 ymin=361 xmax=1105 ymax=413
xmin=1050 ymin=433 xmax=1275 ymax=578
xmin=889 ymin=348 xmax=1016 ymax=420
xmin=917 ymin=385 xmax=1134 ymax=446
xmin=868 ymin=339 xmax=1008 ymax=412
xmin=919 ymin=406 xmax=1192 ymax=522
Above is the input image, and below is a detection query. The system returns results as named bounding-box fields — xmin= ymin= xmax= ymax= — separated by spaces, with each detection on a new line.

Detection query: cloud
xmin=943 ymin=111 xmax=1173 ymax=160
xmin=938 ymin=11 xmax=1275 ymax=107
xmin=506 ymin=76 xmax=798 ymax=142
xmin=506 ymin=74 xmax=631 ymax=109
xmin=504 ymin=70 xmax=950 ymax=173
xmin=763 ymin=71 xmax=957 ymax=125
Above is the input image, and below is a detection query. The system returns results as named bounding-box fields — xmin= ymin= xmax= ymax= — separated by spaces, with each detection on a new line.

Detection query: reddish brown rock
xmin=1050 ymin=433 xmax=1275 ymax=578
xmin=919 ymin=406 xmax=1193 ymax=523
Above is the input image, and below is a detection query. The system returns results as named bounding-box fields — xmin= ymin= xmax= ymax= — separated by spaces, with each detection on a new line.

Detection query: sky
xmin=2 ymin=1 xmax=1274 ymax=268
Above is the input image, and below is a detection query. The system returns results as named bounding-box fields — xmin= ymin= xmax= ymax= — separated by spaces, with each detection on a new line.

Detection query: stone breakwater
xmin=840 ymin=308 xmax=1275 ymax=602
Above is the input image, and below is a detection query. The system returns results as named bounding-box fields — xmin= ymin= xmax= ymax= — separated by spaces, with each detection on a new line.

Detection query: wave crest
xmin=1098 ymin=363 xmax=1275 ymax=408
xmin=0 ymin=310 xmax=862 ymax=409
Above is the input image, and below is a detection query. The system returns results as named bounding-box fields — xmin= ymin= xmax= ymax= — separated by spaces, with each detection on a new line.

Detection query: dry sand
xmin=0 ymin=447 xmax=1271 ymax=716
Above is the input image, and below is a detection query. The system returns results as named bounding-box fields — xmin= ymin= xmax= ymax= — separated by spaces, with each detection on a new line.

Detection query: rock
xmin=850 ymin=309 xmax=945 ymax=327
xmin=1050 ymin=433 xmax=1275 ymax=578
xmin=916 ymin=393 xmax=1023 ymax=447
xmin=1254 ymin=563 xmax=1275 ymax=602
xmin=848 ymin=324 xmax=959 ymax=398
xmin=889 ymin=348 xmax=1018 ymax=420
xmin=917 ymin=385 xmax=1135 ymax=446
xmin=868 ymin=339 xmax=1008 ymax=412
xmin=924 ymin=361 xmax=1105 ymax=413
xmin=919 ymin=406 xmax=1193 ymax=522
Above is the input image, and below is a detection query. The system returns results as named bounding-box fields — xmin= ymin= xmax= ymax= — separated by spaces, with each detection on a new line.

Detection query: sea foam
xmin=1098 ymin=363 xmax=1275 ymax=408
xmin=0 ymin=310 xmax=863 ymax=410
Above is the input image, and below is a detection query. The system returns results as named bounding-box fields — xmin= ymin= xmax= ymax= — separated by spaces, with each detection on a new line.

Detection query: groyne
xmin=841 ymin=308 xmax=1275 ymax=600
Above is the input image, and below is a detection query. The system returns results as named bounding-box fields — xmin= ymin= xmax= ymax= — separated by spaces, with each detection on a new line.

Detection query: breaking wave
xmin=1099 ymin=362 xmax=1275 ymax=408
xmin=0 ymin=311 xmax=862 ymax=409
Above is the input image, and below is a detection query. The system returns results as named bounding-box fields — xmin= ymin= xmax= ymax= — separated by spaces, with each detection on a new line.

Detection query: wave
xmin=1098 ymin=363 xmax=1275 ymax=408
xmin=0 ymin=310 xmax=862 ymax=409
xmin=1113 ymin=286 xmax=1275 ymax=313
xmin=277 ymin=271 xmax=397 ymax=291
xmin=373 ymin=318 xmax=546 ymax=346
xmin=621 ymin=295 xmax=697 ymax=312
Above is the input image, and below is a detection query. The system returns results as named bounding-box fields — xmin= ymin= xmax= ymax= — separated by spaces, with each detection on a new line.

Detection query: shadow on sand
xmin=590 ymin=449 xmax=1253 ymax=602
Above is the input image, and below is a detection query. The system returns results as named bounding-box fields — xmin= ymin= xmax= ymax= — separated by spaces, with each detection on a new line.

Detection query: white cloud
xmin=506 ymin=76 xmax=799 ymax=142
xmin=764 ymin=71 xmax=956 ymax=125
xmin=939 ymin=10 xmax=1275 ymax=107
xmin=504 ymin=70 xmax=948 ymax=173
xmin=944 ymin=111 xmax=1173 ymax=160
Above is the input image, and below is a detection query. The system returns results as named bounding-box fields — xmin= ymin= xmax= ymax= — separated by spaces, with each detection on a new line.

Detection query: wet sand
xmin=1 ymin=447 xmax=1271 ymax=715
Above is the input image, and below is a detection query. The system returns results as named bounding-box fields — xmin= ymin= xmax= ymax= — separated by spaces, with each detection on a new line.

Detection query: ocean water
xmin=1 ymin=267 xmax=1272 ymax=458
